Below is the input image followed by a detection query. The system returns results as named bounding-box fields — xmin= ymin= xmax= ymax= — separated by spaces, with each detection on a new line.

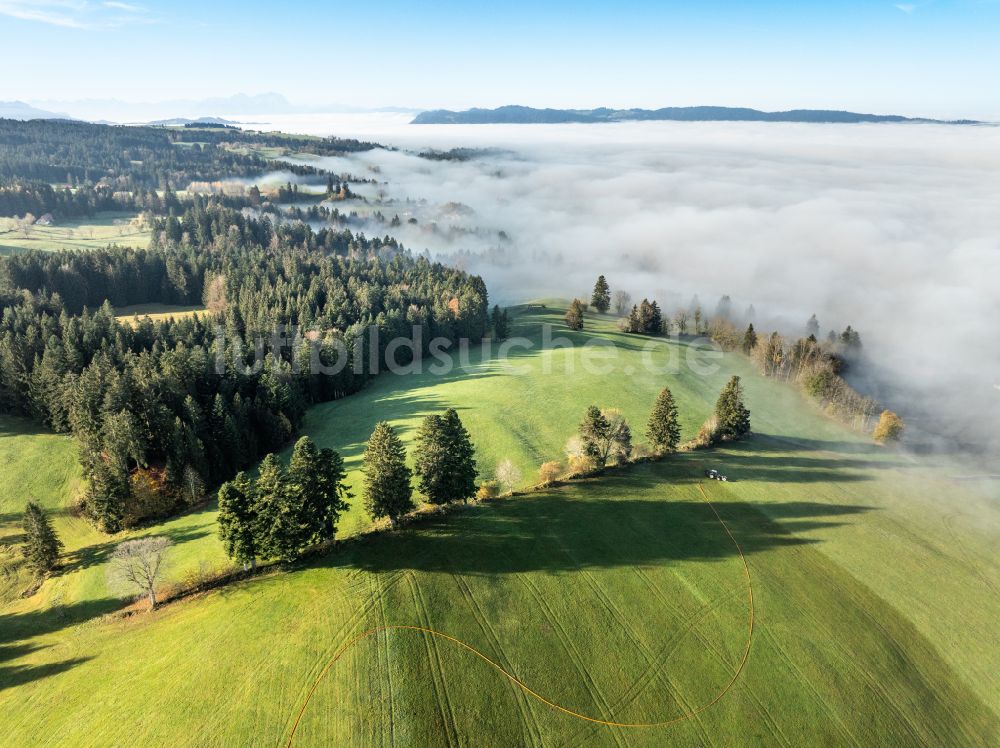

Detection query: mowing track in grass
xmin=284 ymin=480 xmax=755 ymax=743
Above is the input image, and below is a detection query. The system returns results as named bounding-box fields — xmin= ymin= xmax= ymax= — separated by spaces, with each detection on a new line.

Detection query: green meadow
xmin=0 ymin=211 xmax=150 ymax=255
xmin=114 ymin=303 xmax=207 ymax=326
xmin=0 ymin=305 xmax=997 ymax=745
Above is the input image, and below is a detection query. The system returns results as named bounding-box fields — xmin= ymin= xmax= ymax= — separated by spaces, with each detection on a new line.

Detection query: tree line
xmin=216 ymin=408 xmax=477 ymax=567
xmin=580 ymin=275 xmax=897 ymax=441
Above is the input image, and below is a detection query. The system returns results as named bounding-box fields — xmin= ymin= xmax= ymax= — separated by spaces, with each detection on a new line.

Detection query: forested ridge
xmin=0 ymin=117 xmax=375 ymax=221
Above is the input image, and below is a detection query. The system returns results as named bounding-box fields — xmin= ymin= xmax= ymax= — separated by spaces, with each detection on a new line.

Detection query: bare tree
xmin=495 ymin=459 xmax=522 ymax=495
xmin=110 ymin=537 xmax=173 ymax=609
xmin=181 ymin=465 xmax=206 ymax=506
xmin=612 ymin=290 xmax=632 ymax=316
xmin=674 ymin=310 xmax=690 ymax=336
xmin=18 ymin=213 xmax=36 ymax=239
xmin=202 ymin=273 xmax=228 ymax=313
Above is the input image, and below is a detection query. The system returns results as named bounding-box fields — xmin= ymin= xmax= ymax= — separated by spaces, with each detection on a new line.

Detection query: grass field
xmin=0 ymin=212 xmax=150 ymax=255
xmin=0 ymin=304 xmax=997 ymax=745
xmin=114 ymin=304 xmax=207 ymax=326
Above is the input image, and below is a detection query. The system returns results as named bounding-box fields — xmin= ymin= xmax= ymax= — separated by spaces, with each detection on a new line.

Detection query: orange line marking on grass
xmin=284 ymin=480 xmax=754 ymax=744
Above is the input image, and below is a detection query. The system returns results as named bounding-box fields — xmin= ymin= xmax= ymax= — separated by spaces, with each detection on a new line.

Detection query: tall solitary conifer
xmin=22 ymin=501 xmax=62 ymax=574
xmin=715 ymin=376 xmax=751 ymax=440
xmin=742 ymin=324 xmax=758 ymax=355
xmin=591 ymin=275 xmax=611 ymax=313
xmin=647 ymin=387 xmax=681 ymax=453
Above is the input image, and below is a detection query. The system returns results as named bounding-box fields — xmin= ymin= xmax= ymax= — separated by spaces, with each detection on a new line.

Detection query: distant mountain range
xmin=145 ymin=116 xmax=241 ymax=127
xmin=412 ymin=105 xmax=979 ymax=125
xmin=20 ymin=94 xmax=422 ymax=124
xmin=0 ymin=101 xmax=74 ymax=121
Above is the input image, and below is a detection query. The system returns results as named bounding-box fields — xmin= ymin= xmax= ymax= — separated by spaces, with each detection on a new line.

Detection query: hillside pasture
xmin=0 ymin=304 xmax=997 ymax=745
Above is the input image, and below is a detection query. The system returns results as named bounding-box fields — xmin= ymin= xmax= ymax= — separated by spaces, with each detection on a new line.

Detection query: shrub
xmin=476 ymin=480 xmax=500 ymax=500
xmin=125 ymin=468 xmax=179 ymax=528
xmin=566 ymin=454 xmax=599 ymax=477
xmin=873 ymin=410 xmax=905 ymax=443
xmin=691 ymin=415 xmax=720 ymax=449
xmin=538 ymin=461 xmax=563 ymax=485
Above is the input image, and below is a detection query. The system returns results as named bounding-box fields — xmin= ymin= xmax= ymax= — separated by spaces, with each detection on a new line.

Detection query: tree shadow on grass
xmin=319 ymin=467 xmax=874 ymax=577
xmin=0 ymin=596 xmax=122 ymax=691
xmin=0 ymin=657 xmax=94 ymax=692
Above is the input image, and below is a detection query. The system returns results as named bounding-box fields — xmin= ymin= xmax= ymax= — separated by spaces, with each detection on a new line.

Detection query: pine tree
xmin=217 ymin=472 xmax=259 ymax=570
xmin=287 ymin=436 xmax=351 ymax=546
xmin=565 ymin=299 xmax=585 ymax=331
xmin=648 ymin=300 xmax=663 ymax=334
xmin=715 ymin=295 xmax=733 ymax=321
xmin=841 ymin=326 xmax=862 ymax=351
xmin=415 ymin=410 xmax=478 ymax=504
xmin=21 ymin=501 xmax=62 ymax=574
xmin=254 ymin=453 xmax=298 ymax=562
xmin=715 ymin=376 xmax=751 ymax=440
xmin=442 ymin=408 xmax=477 ymax=503
xmin=742 ymin=324 xmax=758 ymax=355
xmin=414 ymin=414 xmax=449 ymax=504
xmin=806 ymin=314 xmax=820 ymax=337
xmin=491 ymin=305 xmax=509 ymax=341
xmin=591 ymin=275 xmax=611 ymax=313
xmin=580 ymin=406 xmax=610 ymax=464
xmin=646 ymin=387 xmax=681 ymax=453
xmin=626 ymin=304 xmax=641 ymax=333
xmin=362 ymin=422 xmax=413 ymax=526
xmin=579 ymin=406 xmax=631 ymax=467
xmin=86 ymin=460 xmax=128 ymax=533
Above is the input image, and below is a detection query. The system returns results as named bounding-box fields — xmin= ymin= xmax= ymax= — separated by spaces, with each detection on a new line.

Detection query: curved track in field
xmin=285 ymin=481 xmax=754 ymax=744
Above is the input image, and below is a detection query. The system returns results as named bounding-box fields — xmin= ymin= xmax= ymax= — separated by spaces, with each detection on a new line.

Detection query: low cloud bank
xmin=260 ymin=117 xmax=1000 ymax=452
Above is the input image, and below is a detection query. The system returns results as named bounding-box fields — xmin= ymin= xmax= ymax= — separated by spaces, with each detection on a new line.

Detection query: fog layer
xmin=248 ymin=115 xmax=1000 ymax=451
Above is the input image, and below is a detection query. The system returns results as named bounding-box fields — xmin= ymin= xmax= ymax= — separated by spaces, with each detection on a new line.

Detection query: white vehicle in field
xmin=705 ymin=469 xmax=729 ymax=482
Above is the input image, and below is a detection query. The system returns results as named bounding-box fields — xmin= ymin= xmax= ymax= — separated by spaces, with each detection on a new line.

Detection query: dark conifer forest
xmin=0 ymin=120 xmax=488 ymax=531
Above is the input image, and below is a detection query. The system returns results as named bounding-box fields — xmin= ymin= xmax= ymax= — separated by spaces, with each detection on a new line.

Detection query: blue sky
xmin=1 ymin=0 xmax=998 ymax=117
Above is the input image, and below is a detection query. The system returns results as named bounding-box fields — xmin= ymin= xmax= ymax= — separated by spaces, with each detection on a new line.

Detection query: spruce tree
xmin=217 ymin=472 xmax=259 ymax=570
xmin=442 ymin=408 xmax=477 ymax=503
xmin=565 ymin=299 xmax=585 ymax=331
xmin=491 ymin=305 xmax=509 ymax=341
xmin=626 ymin=304 xmax=641 ymax=333
xmin=806 ymin=314 xmax=820 ymax=337
xmin=86 ymin=461 xmax=128 ymax=533
xmin=287 ymin=436 xmax=351 ymax=546
xmin=649 ymin=300 xmax=663 ymax=334
xmin=591 ymin=275 xmax=611 ymax=313
xmin=647 ymin=387 xmax=681 ymax=453
xmin=414 ymin=414 xmax=449 ymax=504
xmin=21 ymin=501 xmax=62 ymax=574
xmin=415 ymin=410 xmax=478 ymax=504
xmin=715 ymin=376 xmax=751 ymax=441
xmin=742 ymin=324 xmax=758 ymax=355
xmin=579 ymin=406 xmax=631 ymax=467
xmin=362 ymin=422 xmax=413 ymax=526
xmin=580 ymin=405 xmax=611 ymax=465
xmin=254 ymin=453 xmax=298 ymax=562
